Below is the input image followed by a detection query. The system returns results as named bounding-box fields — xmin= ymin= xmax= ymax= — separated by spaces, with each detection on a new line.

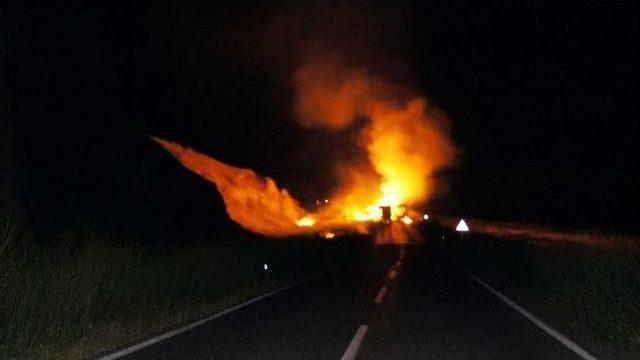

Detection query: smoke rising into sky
xmin=293 ymin=54 xmax=458 ymax=206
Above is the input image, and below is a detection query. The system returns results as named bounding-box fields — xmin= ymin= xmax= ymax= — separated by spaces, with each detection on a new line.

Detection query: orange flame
xmin=151 ymin=137 xmax=313 ymax=237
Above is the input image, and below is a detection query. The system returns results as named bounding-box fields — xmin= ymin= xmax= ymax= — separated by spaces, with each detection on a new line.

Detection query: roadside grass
xmin=0 ymin=218 xmax=362 ymax=359
xmin=440 ymin=231 xmax=640 ymax=355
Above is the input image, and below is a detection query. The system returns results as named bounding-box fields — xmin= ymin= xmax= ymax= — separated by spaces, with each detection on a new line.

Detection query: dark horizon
xmin=3 ymin=0 xmax=638 ymax=237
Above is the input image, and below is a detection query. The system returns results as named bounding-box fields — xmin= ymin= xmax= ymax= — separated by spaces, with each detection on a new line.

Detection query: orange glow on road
xmin=400 ymin=215 xmax=413 ymax=225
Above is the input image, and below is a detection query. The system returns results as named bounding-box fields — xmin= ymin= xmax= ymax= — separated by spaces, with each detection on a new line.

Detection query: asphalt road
xmin=120 ymin=226 xmax=583 ymax=360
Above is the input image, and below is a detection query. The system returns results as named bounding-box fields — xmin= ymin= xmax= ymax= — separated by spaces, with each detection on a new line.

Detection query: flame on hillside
xmin=152 ymin=137 xmax=312 ymax=237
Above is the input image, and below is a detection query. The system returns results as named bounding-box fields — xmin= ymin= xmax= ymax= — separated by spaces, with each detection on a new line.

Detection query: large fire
xmin=152 ymin=57 xmax=457 ymax=237
xmin=293 ymin=57 xmax=457 ymax=224
xmin=152 ymin=137 xmax=313 ymax=237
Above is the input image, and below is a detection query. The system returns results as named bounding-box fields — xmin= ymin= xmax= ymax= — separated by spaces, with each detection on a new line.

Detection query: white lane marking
xmin=341 ymin=325 xmax=369 ymax=360
xmin=388 ymin=268 xmax=398 ymax=279
xmin=97 ymin=266 xmax=341 ymax=360
xmin=374 ymin=285 xmax=388 ymax=304
xmin=455 ymin=261 xmax=599 ymax=360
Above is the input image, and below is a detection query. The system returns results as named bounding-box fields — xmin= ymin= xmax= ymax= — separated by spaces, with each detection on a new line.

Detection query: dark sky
xmin=3 ymin=1 xmax=638 ymax=237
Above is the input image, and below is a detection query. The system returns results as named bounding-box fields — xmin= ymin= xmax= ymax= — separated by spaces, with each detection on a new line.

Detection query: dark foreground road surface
xmin=114 ymin=226 xmax=585 ymax=360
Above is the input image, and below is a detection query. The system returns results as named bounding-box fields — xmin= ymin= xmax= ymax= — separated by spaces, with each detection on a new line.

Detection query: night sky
xmin=3 ymin=1 xmax=638 ymax=239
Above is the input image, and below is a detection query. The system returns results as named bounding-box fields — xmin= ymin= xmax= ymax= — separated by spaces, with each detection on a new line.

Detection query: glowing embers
xmin=296 ymin=215 xmax=315 ymax=227
xmin=320 ymin=230 xmax=336 ymax=239
xmin=400 ymin=215 xmax=413 ymax=225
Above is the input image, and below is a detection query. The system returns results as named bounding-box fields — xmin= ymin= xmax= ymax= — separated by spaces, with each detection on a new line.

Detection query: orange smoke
xmin=295 ymin=61 xmax=383 ymax=129
xmin=294 ymin=57 xmax=458 ymax=221
xmin=151 ymin=137 xmax=312 ymax=237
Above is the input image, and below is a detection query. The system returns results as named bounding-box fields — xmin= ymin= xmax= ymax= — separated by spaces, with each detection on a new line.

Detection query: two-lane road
xmin=112 ymin=228 xmax=587 ymax=360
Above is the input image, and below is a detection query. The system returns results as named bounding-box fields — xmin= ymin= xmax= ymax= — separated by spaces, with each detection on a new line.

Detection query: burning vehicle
xmin=380 ymin=206 xmax=392 ymax=223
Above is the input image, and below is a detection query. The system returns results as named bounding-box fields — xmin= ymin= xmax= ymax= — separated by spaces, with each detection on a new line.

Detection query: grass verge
xmin=437 ymin=230 xmax=640 ymax=357
xmin=0 ymin=219 xmax=362 ymax=359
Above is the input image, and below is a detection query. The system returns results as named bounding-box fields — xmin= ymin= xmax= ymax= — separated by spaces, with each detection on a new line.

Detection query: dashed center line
xmin=388 ymin=268 xmax=398 ymax=279
xmin=374 ymin=285 xmax=388 ymax=304
xmin=341 ymin=325 xmax=369 ymax=360
xmin=343 ymin=250 xmax=404 ymax=359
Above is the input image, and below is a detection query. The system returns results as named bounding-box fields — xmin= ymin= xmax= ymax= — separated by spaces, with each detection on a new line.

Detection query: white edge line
xmin=341 ymin=325 xmax=369 ymax=360
xmin=374 ymin=286 xmax=388 ymax=304
xmin=97 ymin=265 xmax=341 ymax=360
xmin=453 ymin=260 xmax=598 ymax=360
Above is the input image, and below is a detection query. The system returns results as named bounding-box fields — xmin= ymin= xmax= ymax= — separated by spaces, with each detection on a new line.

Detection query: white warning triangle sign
xmin=456 ymin=219 xmax=470 ymax=232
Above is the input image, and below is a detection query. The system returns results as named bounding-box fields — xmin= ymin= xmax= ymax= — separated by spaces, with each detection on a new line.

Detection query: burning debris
xmin=295 ymin=215 xmax=315 ymax=227
xmin=320 ymin=230 xmax=336 ymax=239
